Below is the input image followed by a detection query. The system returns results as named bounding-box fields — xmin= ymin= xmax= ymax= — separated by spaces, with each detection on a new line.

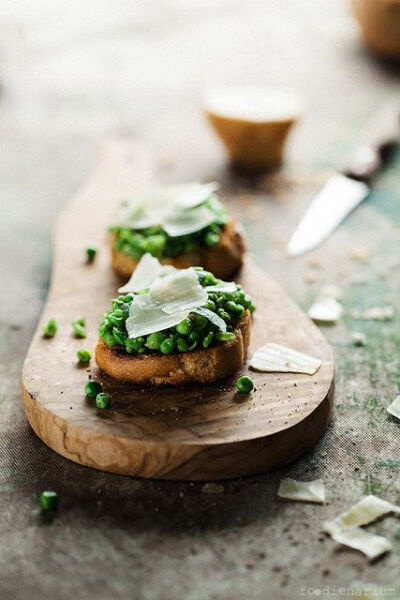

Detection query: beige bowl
xmin=350 ymin=0 xmax=400 ymax=61
xmin=204 ymin=87 xmax=302 ymax=172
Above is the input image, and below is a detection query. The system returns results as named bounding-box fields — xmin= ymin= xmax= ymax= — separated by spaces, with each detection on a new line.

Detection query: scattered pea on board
xmin=236 ymin=376 xmax=254 ymax=393
xmin=43 ymin=318 xmax=57 ymax=338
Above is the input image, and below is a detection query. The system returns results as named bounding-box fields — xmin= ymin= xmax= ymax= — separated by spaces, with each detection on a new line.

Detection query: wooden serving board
xmin=22 ymin=141 xmax=334 ymax=480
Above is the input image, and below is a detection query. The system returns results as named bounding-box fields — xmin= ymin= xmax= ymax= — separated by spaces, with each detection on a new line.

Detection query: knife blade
xmin=287 ymin=100 xmax=400 ymax=257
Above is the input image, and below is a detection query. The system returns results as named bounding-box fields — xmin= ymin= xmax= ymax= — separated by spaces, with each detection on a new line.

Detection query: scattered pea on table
xmin=40 ymin=490 xmax=58 ymax=511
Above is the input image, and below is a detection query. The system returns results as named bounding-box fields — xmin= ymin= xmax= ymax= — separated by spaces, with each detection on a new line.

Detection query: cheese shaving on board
xmin=118 ymin=253 xmax=175 ymax=294
xmin=277 ymin=478 xmax=325 ymax=504
xmin=308 ymin=298 xmax=343 ymax=323
xmin=113 ymin=181 xmax=221 ymax=236
xmin=322 ymin=495 xmax=400 ymax=536
xmin=249 ymin=343 xmax=322 ymax=375
xmin=387 ymin=395 xmax=400 ymax=420
xmin=331 ymin=527 xmax=392 ymax=561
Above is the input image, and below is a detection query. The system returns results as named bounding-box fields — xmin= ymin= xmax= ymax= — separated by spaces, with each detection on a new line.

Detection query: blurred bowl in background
xmin=204 ymin=86 xmax=302 ymax=172
xmin=350 ymin=0 xmax=400 ymax=61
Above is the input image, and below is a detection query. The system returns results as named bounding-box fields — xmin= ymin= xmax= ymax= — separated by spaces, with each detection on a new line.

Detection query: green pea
xmin=76 ymin=349 xmax=92 ymax=363
xmin=95 ymin=392 xmax=112 ymax=409
xmin=126 ymin=337 xmax=145 ymax=353
xmin=121 ymin=294 xmax=134 ymax=303
xmin=205 ymin=299 xmax=216 ymax=311
xmin=73 ymin=322 xmax=87 ymax=339
xmin=177 ymin=337 xmax=189 ymax=352
xmin=86 ymin=246 xmax=97 ymax=263
xmin=249 ymin=302 xmax=256 ymax=313
xmin=160 ymin=337 xmax=175 ymax=355
xmin=236 ymin=376 xmax=254 ymax=393
xmin=216 ymin=332 xmax=235 ymax=342
xmin=112 ymin=327 xmax=127 ymax=346
xmin=103 ymin=331 xmax=116 ymax=347
xmin=203 ymin=331 xmax=214 ymax=348
xmin=189 ymin=330 xmax=199 ymax=343
xmin=73 ymin=316 xmax=85 ymax=326
xmin=203 ymin=272 xmax=218 ymax=286
xmin=243 ymin=294 xmax=252 ymax=308
xmin=142 ymin=234 xmax=166 ymax=257
xmin=225 ymin=301 xmax=244 ymax=317
xmin=43 ymin=318 xmax=57 ymax=338
xmin=85 ymin=380 xmax=102 ymax=398
xmin=145 ymin=332 xmax=166 ymax=350
xmin=40 ymin=490 xmax=58 ymax=511
xmin=194 ymin=314 xmax=208 ymax=330
xmin=217 ymin=308 xmax=231 ymax=322
xmin=176 ymin=318 xmax=192 ymax=335
xmin=204 ymin=231 xmax=220 ymax=247
xmin=108 ymin=314 xmax=124 ymax=327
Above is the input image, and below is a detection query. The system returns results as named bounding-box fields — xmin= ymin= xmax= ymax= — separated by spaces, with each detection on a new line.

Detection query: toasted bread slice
xmin=111 ymin=219 xmax=245 ymax=280
xmin=95 ymin=310 xmax=251 ymax=386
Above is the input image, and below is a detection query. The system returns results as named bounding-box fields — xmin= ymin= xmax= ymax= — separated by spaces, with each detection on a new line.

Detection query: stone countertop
xmin=0 ymin=2 xmax=399 ymax=599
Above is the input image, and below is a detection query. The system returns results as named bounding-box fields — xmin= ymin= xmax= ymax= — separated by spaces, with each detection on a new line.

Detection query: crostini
xmin=109 ymin=182 xmax=245 ymax=280
xmin=95 ymin=254 xmax=255 ymax=386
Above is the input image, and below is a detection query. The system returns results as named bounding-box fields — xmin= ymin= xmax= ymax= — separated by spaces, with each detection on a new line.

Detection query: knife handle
xmin=344 ymin=100 xmax=400 ymax=182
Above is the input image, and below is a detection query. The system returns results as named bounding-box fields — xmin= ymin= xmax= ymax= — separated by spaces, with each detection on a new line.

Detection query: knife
xmin=287 ymin=101 xmax=400 ymax=257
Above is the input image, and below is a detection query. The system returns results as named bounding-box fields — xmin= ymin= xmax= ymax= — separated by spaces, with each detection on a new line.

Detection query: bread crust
xmin=110 ymin=219 xmax=245 ymax=280
xmin=95 ymin=310 xmax=251 ymax=386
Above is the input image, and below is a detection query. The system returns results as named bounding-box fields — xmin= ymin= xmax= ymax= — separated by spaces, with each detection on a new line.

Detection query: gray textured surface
xmin=0 ymin=1 xmax=399 ymax=599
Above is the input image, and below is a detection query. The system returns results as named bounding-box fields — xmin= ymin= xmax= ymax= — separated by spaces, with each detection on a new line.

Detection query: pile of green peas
xmin=99 ymin=268 xmax=255 ymax=356
xmin=111 ymin=198 xmax=228 ymax=260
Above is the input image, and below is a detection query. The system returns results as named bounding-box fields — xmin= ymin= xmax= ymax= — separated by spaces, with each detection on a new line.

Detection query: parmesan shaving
xmin=205 ymin=281 xmax=237 ymax=293
xmin=126 ymin=296 xmax=189 ymax=339
xmin=387 ymin=395 xmax=400 ymax=420
xmin=277 ymin=478 xmax=325 ymax=504
xmin=149 ymin=269 xmax=208 ymax=315
xmin=118 ymin=253 xmax=175 ymax=294
xmin=349 ymin=307 xmax=394 ymax=321
xmin=124 ymin=265 xmax=209 ymax=338
xmin=331 ymin=527 xmax=392 ymax=561
xmin=308 ymin=298 xmax=343 ymax=323
xmin=249 ymin=343 xmax=322 ymax=375
xmin=192 ymin=307 xmax=227 ymax=332
xmin=114 ymin=181 xmax=221 ymax=236
xmin=163 ymin=204 xmax=216 ymax=238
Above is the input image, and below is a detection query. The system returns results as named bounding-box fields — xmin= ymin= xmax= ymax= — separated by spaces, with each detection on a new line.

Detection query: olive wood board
xmin=22 ymin=140 xmax=334 ymax=481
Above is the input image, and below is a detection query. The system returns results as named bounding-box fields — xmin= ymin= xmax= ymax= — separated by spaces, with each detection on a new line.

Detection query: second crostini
xmin=109 ymin=182 xmax=245 ymax=280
